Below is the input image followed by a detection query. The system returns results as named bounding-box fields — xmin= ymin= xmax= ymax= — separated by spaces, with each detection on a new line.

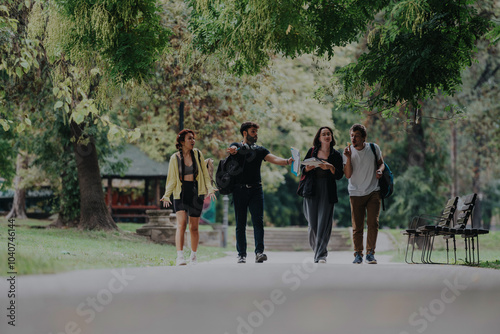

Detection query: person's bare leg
xmin=189 ymin=217 xmax=200 ymax=252
xmin=176 ymin=211 xmax=187 ymax=251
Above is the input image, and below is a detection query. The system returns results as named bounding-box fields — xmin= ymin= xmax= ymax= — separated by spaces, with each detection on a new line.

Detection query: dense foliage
xmin=53 ymin=0 xmax=171 ymax=81
xmin=188 ymin=0 xmax=388 ymax=75
xmin=1 ymin=0 xmax=499 ymax=231
xmin=188 ymin=0 xmax=494 ymax=114
xmin=1 ymin=0 xmax=169 ymax=228
xmin=337 ymin=0 xmax=492 ymax=111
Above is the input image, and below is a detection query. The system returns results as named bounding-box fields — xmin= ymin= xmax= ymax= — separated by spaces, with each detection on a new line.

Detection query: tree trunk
xmin=450 ymin=121 xmax=458 ymax=198
xmin=407 ymin=106 xmax=426 ymax=168
xmin=49 ymin=144 xmax=80 ymax=228
xmin=408 ymin=106 xmax=426 ymax=250
xmin=71 ymin=122 xmax=117 ymax=230
xmin=6 ymin=153 xmax=28 ymax=219
xmin=50 ymin=176 xmax=80 ymax=228
xmin=50 ymin=214 xmax=77 ymax=228
xmin=472 ymin=156 xmax=483 ymax=228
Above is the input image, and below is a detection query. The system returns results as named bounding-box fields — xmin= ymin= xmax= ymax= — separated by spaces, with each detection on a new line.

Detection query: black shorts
xmin=173 ymin=181 xmax=205 ymax=218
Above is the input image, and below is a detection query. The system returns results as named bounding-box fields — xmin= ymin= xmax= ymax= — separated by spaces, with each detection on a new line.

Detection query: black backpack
xmin=215 ymin=155 xmax=242 ymax=195
xmin=369 ymin=143 xmax=394 ymax=210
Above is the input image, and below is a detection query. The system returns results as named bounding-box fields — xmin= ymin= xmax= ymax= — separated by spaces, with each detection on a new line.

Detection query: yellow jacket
xmin=161 ymin=148 xmax=215 ymax=200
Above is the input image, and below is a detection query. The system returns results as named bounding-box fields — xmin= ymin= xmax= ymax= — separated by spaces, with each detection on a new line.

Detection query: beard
xmin=247 ymin=135 xmax=258 ymax=145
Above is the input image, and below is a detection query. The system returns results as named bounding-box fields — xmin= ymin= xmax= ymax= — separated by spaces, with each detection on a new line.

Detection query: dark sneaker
xmin=237 ymin=255 xmax=246 ymax=264
xmin=352 ymin=252 xmax=363 ymax=264
xmin=366 ymin=251 xmax=377 ymax=264
xmin=255 ymin=253 xmax=268 ymax=263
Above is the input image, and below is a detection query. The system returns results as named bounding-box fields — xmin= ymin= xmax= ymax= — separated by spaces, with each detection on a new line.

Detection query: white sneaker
xmin=318 ymin=259 xmax=327 ymax=264
xmin=190 ymin=253 xmax=197 ymax=265
xmin=176 ymin=254 xmax=187 ymax=266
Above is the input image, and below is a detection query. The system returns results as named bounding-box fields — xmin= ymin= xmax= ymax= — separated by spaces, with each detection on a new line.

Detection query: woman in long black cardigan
xmin=301 ymin=127 xmax=344 ymax=263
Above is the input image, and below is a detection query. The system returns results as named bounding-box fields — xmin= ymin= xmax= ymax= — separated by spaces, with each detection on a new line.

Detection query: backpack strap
xmin=369 ymin=143 xmax=385 ymax=211
xmin=308 ymin=146 xmax=315 ymax=158
xmin=369 ymin=143 xmax=378 ymax=167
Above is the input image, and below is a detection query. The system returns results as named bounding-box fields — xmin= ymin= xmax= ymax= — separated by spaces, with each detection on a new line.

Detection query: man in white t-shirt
xmin=343 ymin=124 xmax=385 ymax=264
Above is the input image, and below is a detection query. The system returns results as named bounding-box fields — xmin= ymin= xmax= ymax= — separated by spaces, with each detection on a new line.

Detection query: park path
xmin=1 ymin=232 xmax=500 ymax=334
xmin=207 ymin=228 xmax=397 ymax=265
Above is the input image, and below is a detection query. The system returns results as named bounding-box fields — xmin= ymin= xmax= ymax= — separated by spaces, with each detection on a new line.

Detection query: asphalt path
xmin=1 ymin=247 xmax=500 ymax=334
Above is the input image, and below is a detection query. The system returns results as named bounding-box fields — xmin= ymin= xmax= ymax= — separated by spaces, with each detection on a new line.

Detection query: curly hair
xmin=350 ymin=124 xmax=367 ymax=138
xmin=176 ymin=129 xmax=196 ymax=150
xmin=240 ymin=121 xmax=259 ymax=136
xmin=175 ymin=129 xmax=198 ymax=181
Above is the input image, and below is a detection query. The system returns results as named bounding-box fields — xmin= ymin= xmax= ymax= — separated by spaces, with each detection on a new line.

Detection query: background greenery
xmin=1 ymin=0 xmax=499 ymax=231
xmin=1 ymin=219 xmax=498 ymax=275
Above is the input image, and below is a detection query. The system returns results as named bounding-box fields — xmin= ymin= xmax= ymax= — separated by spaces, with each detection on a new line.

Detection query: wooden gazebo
xmin=101 ymin=145 xmax=168 ymax=222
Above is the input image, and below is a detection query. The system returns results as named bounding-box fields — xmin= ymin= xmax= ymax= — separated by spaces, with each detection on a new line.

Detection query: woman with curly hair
xmin=161 ymin=129 xmax=216 ymax=265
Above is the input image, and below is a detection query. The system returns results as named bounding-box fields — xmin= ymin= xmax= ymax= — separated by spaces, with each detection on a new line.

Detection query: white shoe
xmin=176 ymin=254 xmax=187 ymax=266
xmin=190 ymin=253 xmax=197 ymax=265
xmin=318 ymin=259 xmax=327 ymax=264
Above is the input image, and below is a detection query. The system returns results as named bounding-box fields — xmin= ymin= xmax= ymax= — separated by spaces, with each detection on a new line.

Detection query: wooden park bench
xmin=404 ymin=193 xmax=489 ymax=266
xmin=416 ymin=197 xmax=460 ymax=264
xmin=403 ymin=197 xmax=458 ymax=264
xmin=438 ymin=193 xmax=489 ymax=265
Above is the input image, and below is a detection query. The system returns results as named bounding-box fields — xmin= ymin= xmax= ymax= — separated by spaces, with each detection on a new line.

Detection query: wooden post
xmin=144 ymin=179 xmax=150 ymax=206
xmin=179 ymin=101 xmax=184 ymax=131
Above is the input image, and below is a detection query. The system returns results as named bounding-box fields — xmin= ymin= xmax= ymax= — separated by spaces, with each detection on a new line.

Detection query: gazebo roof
xmin=101 ymin=145 xmax=169 ymax=179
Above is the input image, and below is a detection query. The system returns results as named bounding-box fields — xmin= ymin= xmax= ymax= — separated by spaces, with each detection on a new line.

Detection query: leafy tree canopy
xmin=53 ymin=0 xmax=171 ymax=82
xmin=188 ymin=0 xmax=493 ymax=113
xmin=188 ymin=0 xmax=388 ymax=75
xmin=337 ymin=0 xmax=492 ymax=112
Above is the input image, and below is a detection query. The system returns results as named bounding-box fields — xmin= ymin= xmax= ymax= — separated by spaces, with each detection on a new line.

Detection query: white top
xmin=343 ymin=143 xmax=381 ymax=197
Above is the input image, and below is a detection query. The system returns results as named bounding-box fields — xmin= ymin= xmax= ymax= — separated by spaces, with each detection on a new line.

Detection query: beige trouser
xmin=350 ymin=191 xmax=381 ymax=255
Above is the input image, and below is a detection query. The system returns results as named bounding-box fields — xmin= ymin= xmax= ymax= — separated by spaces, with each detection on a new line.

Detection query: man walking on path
xmin=228 ymin=121 xmax=293 ymax=264
xmin=343 ymin=124 xmax=385 ymax=264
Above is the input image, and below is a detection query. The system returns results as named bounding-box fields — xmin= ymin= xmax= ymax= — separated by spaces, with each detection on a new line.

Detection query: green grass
xmin=0 ymin=219 xmax=228 ymax=276
xmin=384 ymin=228 xmax=500 ymax=268
xmin=479 ymin=260 xmax=500 ymax=270
xmin=1 ymin=218 xmax=498 ymax=275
